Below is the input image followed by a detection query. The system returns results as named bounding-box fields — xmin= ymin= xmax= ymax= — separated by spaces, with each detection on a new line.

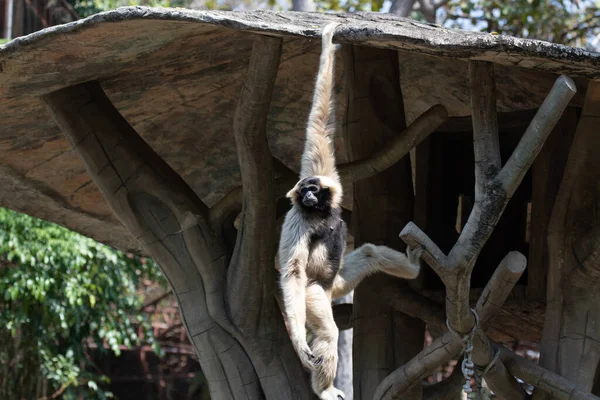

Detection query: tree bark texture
xmin=38 ymin=25 xmax=599 ymax=400
xmin=342 ymin=44 xmax=425 ymax=400
xmin=535 ymin=81 xmax=600 ymax=399
xmin=42 ymin=36 xmax=313 ymax=400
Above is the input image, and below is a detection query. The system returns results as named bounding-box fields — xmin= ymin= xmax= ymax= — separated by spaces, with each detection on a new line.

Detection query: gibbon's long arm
xmin=299 ymin=23 xmax=340 ymax=181
xmin=279 ymin=231 xmax=318 ymax=368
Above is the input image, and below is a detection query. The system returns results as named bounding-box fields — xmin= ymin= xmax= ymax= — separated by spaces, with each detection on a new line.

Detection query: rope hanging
xmin=446 ymin=309 xmax=479 ymax=399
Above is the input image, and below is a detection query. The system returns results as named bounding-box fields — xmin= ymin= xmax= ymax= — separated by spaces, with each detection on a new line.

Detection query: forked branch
xmin=227 ymin=35 xmax=282 ymax=332
xmin=42 ymin=82 xmax=260 ymax=397
xmin=374 ymin=251 xmax=527 ymax=399
xmin=383 ymin=67 xmax=576 ymax=399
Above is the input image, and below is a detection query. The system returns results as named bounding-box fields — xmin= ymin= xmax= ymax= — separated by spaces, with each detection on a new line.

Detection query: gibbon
xmin=278 ymin=23 xmax=423 ymax=400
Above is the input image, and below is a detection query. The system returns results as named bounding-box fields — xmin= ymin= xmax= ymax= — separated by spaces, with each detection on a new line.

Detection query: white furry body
xmin=278 ymin=23 xmax=422 ymax=400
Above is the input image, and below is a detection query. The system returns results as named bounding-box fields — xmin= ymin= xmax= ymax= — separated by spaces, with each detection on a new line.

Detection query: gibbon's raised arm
xmin=299 ymin=23 xmax=340 ymax=182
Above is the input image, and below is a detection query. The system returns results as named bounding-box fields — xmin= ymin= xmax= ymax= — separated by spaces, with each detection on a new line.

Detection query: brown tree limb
xmin=42 ymin=82 xmax=261 ymax=398
xmin=536 ymin=80 xmax=600 ymax=398
xmin=497 ymin=75 xmax=577 ymax=195
xmin=338 ymin=104 xmax=447 ymax=183
xmin=227 ymin=35 xmax=282 ymax=332
xmin=501 ymin=347 xmax=600 ymax=400
xmin=448 ymin=73 xmax=574 ymax=333
xmin=475 ymin=251 xmax=526 ymax=329
xmin=470 ymin=62 xmax=501 ymax=200
xmin=374 ymin=250 xmax=526 ymax=399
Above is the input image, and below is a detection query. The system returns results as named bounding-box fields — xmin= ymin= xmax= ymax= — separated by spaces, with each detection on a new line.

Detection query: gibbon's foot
xmin=407 ymin=245 xmax=424 ymax=266
xmin=296 ymin=341 xmax=322 ymax=369
xmin=318 ymin=386 xmax=345 ymax=400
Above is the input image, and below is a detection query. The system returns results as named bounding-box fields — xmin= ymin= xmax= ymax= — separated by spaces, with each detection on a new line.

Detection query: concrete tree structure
xmin=1 ymin=7 xmax=600 ymax=399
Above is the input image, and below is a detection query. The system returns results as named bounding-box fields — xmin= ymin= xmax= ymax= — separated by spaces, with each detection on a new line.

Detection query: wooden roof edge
xmin=1 ymin=6 xmax=600 ymax=79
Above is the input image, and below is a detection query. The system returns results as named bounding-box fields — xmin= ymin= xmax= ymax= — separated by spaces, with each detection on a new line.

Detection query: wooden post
xmin=342 ymin=44 xmax=425 ymax=400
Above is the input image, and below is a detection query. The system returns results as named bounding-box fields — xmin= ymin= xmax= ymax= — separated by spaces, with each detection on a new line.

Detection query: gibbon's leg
xmin=306 ymin=284 xmax=344 ymax=400
xmin=280 ymin=262 xmax=317 ymax=368
xmin=331 ymin=244 xmax=423 ymax=300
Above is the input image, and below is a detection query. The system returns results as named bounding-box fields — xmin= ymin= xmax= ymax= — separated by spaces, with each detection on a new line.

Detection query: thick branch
xmin=339 ymin=104 xmax=447 ymax=183
xmin=375 ymin=251 xmax=525 ymax=399
xmin=470 ymin=251 xmax=529 ymax=400
xmin=446 ymin=74 xmax=576 ymax=332
xmin=374 ymin=331 xmax=463 ymax=400
xmin=42 ymin=82 xmax=261 ymax=398
xmin=400 ymin=221 xmax=448 ymax=273
xmin=501 ymin=347 xmax=600 ymax=400
xmin=472 ymin=332 xmax=528 ymax=400
xmin=475 ymin=251 xmax=526 ymax=329
xmin=497 ymin=75 xmax=577 ymax=195
xmin=227 ymin=35 xmax=282 ymax=332
xmin=469 ymin=61 xmax=501 ymax=200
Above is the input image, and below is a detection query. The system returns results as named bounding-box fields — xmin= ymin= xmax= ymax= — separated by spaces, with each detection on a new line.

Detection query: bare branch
xmin=475 ymin=251 xmax=527 ymax=329
xmin=339 ymin=104 xmax=447 ymax=183
xmin=501 ymin=347 xmax=600 ymax=400
xmin=227 ymin=35 xmax=282 ymax=332
xmin=374 ymin=331 xmax=463 ymax=400
xmin=444 ymin=75 xmax=576 ymax=332
xmin=497 ymin=75 xmax=577 ymax=195
xmin=375 ymin=250 xmax=527 ymax=399
xmin=469 ymin=61 xmax=501 ymax=200
xmin=400 ymin=221 xmax=448 ymax=273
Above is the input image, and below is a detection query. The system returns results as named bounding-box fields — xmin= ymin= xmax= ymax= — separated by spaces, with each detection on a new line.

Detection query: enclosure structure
xmin=1 ymin=6 xmax=600 ymax=399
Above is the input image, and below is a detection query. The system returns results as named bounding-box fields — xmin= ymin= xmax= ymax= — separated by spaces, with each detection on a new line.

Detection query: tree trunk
xmin=42 ymin=36 xmax=314 ymax=400
xmin=535 ymin=81 xmax=600 ymax=399
xmin=342 ymin=44 xmax=425 ymax=400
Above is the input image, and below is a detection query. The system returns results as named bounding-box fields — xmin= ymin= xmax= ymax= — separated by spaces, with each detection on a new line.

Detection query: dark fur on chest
xmin=305 ymin=208 xmax=347 ymax=289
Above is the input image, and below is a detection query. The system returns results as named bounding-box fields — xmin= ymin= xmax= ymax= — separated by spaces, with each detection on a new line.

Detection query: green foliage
xmin=0 ymin=208 xmax=165 ymax=399
xmin=440 ymin=0 xmax=600 ymax=47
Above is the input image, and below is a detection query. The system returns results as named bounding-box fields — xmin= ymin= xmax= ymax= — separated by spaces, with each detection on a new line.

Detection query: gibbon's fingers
xmin=300 ymin=22 xmax=341 ymax=180
xmin=331 ymin=244 xmax=421 ymax=299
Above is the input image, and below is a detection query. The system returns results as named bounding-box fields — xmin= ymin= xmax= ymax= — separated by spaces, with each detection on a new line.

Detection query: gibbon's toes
xmin=296 ymin=342 xmax=317 ymax=369
xmin=312 ymin=355 xmax=324 ymax=367
xmin=319 ymin=386 xmax=345 ymax=400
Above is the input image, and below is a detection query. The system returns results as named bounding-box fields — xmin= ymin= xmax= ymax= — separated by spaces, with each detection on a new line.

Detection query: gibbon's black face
xmin=295 ymin=177 xmax=332 ymax=213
